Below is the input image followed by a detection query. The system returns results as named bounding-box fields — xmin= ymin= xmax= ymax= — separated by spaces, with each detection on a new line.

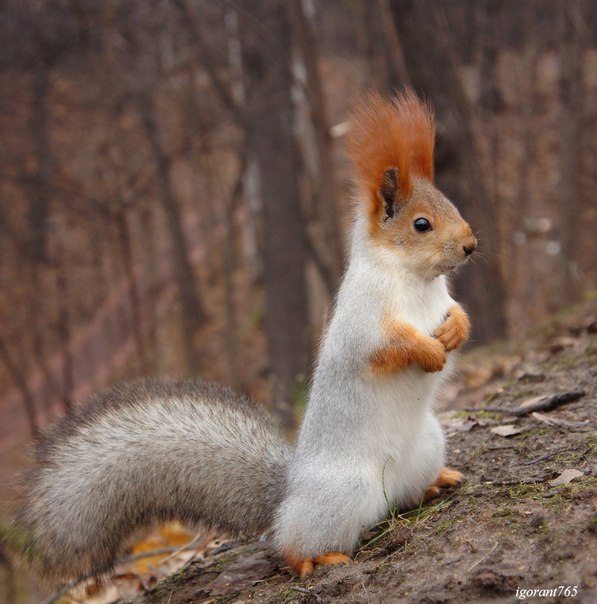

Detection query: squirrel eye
xmin=413 ymin=217 xmax=432 ymax=233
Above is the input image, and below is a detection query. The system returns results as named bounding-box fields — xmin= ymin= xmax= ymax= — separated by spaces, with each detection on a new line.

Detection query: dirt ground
xmin=9 ymin=299 xmax=597 ymax=604
xmin=104 ymin=298 xmax=595 ymax=604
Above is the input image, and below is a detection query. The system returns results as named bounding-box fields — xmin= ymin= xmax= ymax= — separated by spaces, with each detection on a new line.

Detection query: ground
xmin=23 ymin=299 xmax=597 ymax=603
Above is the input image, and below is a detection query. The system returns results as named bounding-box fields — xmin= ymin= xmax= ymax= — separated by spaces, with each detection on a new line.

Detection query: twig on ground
xmin=291 ymin=586 xmax=324 ymax=603
xmin=467 ymin=389 xmax=585 ymax=417
xmin=121 ymin=543 xmax=206 ymax=564
xmin=159 ymin=530 xmax=211 ymax=565
xmin=524 ymin=445 xmax=568 ymax=465
xmin=467 ymin=541 xmax=499 ymax=572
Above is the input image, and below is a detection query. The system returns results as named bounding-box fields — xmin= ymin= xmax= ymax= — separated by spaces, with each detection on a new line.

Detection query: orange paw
xmin=434 ymin=305 xmax=470 ymax=351
xmin=416 ymin=336 xmax=447 ymax=373
xmin=313 ymin=551 xmax=352 ymax=567
xmin=434 ymin=467 xmax=464 ymax=488
xmin=283 ymin=551 xmax=351 ymax=577
xmin=424 ymin=485 xmax=441 ymax=501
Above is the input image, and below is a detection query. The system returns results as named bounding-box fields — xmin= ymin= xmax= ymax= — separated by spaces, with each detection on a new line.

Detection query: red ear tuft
xmin=347 ymin=89 xmax=435 ymax=211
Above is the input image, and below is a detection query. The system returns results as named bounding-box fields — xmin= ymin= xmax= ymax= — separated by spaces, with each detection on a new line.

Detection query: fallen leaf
xmin=490 ymin=425 xmax=525 ymax=437
xmin=440 ymin=413 xmax=481 ymax=436
xmin=456 ymin=417 xmax=480 ymax=432
xmin=549 ymin=469 xmax=584 ymax=486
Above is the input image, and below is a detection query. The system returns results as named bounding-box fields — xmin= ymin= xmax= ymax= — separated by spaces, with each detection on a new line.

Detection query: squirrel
xmin=19 ymin=90 xmax=477 ymax=583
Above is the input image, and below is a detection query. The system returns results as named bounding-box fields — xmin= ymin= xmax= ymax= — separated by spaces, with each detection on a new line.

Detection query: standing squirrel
xmin=20 ymin=90 xmax=476 ymax=582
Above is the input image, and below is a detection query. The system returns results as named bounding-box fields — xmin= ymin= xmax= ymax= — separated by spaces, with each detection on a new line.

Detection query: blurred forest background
xmin=1 ymin=0 xmax=597 ymax=448
xmin=1 ymin=0 xmax=597 ymax=598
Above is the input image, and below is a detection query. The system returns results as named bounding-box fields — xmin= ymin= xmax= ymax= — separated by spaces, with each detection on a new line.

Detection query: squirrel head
xmin=348 ymin=90 xmax=477 ymax=280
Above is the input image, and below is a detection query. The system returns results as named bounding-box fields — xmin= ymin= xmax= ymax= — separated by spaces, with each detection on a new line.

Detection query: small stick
xmin=160 ymin=530 xmax=212 ymax=565
xmin=524 ymin=445 xmax=568 ymax=466
xmin=121 ymin=543 xmax=207 ymax=564
xmin=466 ymin=389 xmax=585 ymax=417
xmin=291 ymin=586 xmax=324 ymax=603
xmin=467 ymin=541 xmax=499 ymax=572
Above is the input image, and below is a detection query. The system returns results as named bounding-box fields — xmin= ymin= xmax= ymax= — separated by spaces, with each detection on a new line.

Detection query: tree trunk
xmin=0 ymin=335 xmax=38 ymax=436
xmin=241 ymin=0 xmax=309 ymax=430
xmin=137 ymin=95 xmax=206 ymax=374
xmin=116 ymin=210 xmax=147 ymax=374
xmin=557 ymin=0 xmax=585 ymax=303
xmin=28 ymin=69 xmax=51 ymax=263
xmin=53 ymin=239 xmax=74 ymax=412
xmin=288 ymin=0 xmax=344 ymax=286
xmin=389 ymin=0 xmax=508 ymax=343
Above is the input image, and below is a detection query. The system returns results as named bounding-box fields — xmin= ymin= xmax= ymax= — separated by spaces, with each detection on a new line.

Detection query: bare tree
xmin=28 ymin=68 xmax=52 ymax=264
xmin=557 ymin=0 xmax=587 ymax=302
xmin=137 ymin=94 xmax=207 ymax=373
xmin=0 ymin=333 xmax=38 ymax=436
xmin=289 ymin=0 xmax=344 ymax=287
xmin=52 ymin=238 xmax=74 ymax=411
xmin=241 ymin=0 xmax=309 ymax=429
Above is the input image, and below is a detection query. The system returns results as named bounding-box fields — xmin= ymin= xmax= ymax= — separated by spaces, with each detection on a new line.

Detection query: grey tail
xmin=19 ymin=378 xmax=293 ymax=582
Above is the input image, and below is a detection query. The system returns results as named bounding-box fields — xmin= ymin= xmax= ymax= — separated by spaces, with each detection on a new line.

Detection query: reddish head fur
xmin=347 ymin=89 xmax=435 ymax=220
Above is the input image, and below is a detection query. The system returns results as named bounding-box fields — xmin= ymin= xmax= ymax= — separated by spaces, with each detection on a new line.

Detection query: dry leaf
xmin=440 ymin=413 xmax=480 ymax=435
xmin=130 ymin=522 xmax=195 ymax=574
xmin=549 ymin=469 xmax=584 ymax=486
xmin=490 ymin=425 xmax=524 ymax=437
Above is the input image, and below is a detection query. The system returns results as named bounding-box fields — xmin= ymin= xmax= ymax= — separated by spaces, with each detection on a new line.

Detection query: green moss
xmin=448 ymin=410 xmax=473 ymax=419
xmin=552 ymin=446 xmax=591 ymax=464
xmin=504 ymin=483 xmax=545 ymax=500
xmin=472 ymin=409 xmax=506 ymax=421
xmin=516 ymin=426 xmax=554 ymax=441
xmin=434 ymin=518 xmax=459 ymax=534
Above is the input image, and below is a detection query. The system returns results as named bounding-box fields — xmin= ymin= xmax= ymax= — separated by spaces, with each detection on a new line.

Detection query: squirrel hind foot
xmin=424 ymin=485 xmax=441 ymax=501
xmin=313 ymin=552 xmax=352 ymax=567
xmin=435 ymin=467 xmax=465 ymax=488
xmin=283 ymin=551 xmax=351 ymax=577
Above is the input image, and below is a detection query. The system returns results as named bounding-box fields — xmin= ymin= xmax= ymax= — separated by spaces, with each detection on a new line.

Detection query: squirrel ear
xmin=378 ymin=167 xmax=406 ymax=221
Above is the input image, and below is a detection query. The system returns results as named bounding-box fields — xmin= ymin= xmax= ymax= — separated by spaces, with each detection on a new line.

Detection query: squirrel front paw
xmin=415 ymin=336 xmax=447 ymax=373
xmin=434 ymin=304 xmax=470 ymax=352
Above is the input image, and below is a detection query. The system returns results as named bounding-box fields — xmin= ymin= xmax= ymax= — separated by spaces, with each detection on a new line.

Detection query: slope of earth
xmin=49 ymin=299 xmax=597 ymax=604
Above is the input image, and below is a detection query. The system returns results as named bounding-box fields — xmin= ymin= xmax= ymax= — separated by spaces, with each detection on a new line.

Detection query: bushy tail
xmin=19 ymin=378 xmax=293 ymax=583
